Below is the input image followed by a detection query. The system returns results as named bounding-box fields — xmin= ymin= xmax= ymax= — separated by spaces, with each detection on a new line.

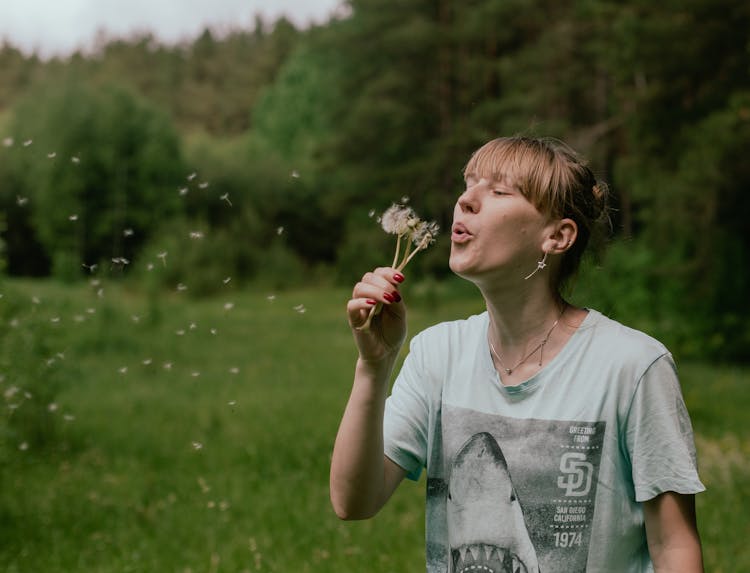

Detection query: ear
xmin=542 ymin=217 xmax=578 ymax=255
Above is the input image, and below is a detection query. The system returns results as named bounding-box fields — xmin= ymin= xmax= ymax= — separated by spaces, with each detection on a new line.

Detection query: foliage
xmin=1 ymin=79 xmax=185 ymax=279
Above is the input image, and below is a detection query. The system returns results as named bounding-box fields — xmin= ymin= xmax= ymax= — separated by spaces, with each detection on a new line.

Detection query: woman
xmin=331 ymin=136 xmax=705 ymax=572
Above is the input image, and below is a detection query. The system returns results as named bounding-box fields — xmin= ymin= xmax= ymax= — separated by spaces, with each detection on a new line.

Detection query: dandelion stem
xmin=392 ymin=234 xmax=402 ymax=268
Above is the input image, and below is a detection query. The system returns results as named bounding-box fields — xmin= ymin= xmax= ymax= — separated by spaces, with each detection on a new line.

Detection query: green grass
xmin=0 ymin=278 xmax=747 ymax=572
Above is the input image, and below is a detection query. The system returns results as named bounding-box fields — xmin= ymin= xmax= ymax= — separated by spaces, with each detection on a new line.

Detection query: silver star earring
xmin=524 ymin=251 xmax=548 ymax=280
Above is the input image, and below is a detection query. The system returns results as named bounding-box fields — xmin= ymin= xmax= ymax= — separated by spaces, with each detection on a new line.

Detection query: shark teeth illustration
xmin=451 ymin=543 xmax=529 ymax=573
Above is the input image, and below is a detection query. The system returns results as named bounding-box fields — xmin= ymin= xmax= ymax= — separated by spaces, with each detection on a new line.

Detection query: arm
xmin=644 ymin=491 xmax=704 ymax=573
xmin=330 ymin=267 xmax=408 ymax=520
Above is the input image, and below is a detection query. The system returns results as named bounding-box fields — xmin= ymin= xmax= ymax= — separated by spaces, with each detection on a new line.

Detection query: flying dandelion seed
xmin=207 ymin=501 xmax=215 ymax=509
xmin=198 ymin=182 xmax=209 ymax=189
xmin=189 ymin=231 xmax=204 ymax=239
xmin=229 ymin=367 xmax=239 ymax=375
xmin=47 ymin=152 xmax=56 ymax=158
xmin=189 ymin=322 xmax=197 ymax=330
xmin=187 ymin=172 xmax=197 ymax=181
xmin=2 ymin=137 xmax=13 ymax=147
xmin=48 ymin=403 xmax=58 ymax=412
xmin=46 ymin=357 xmax=57 ymax=366
xmin=69 ymin=214 xmax=78 ymax=221
xmin=220 ymin=193 xmax=232 ymax=206
xmin=131 ymin=315 xmax=140 ymax=323
xmin=293 ymin=304 xmax=306 ymax=314
xmin=223 ymin=302 xmax=234 ymax=311
xmin=63 ymin=414 xmax=75 ymax=422
xmin=90 ymin=279 xmax=101 ymax=287
xmin=401 ymin=196 xmax=410 ymax=203
xmin=71 ymin=156 xmax=80 ymax=164
xmin=210 ymin=328 xmax=217 ymax=335
xmin=178 ymin=187 xmax=189 ymax=196
xmin=368 ymin=209 xmax=376 ymax=218
xmin=191 ymin=371 xmax=201 ymax=378
xmin=267 ymin=295 xmax=276 ymax=302
xmin=50 ymin=317 xmax=60 ymax=323
xmin=23 ymin=139 xmax=32 ymax=147
xmin=290 ymin=170 xmax=300 ymax=178
xmin=223 ymin=277 xmax=231 ymax=284
xmin=157 ymin=252 xmax=168 ymax=266
xmin=32 ymin=296 xmax=40 ymax=304
xmin=82 ymin=263 xmax=98 ymax=273
xmin=56 ymin=352 xmax=65 ymax=360
xmin=163 ymin=362 xmax=173 ymax=370
xmin=16 ymin=196 xmax=28 ymax=206
xmin=18 ymin=442 xmax=28 ymax=451
xmin=175 ymin=329 xmax=185 ymax=336
xmin=142 ymin=358 xmax=153 ymax=366
xmin=219 ymin=500 xmax=230 ymax=512
xmin=86 ymin=308 xmax=96 ymax=314
xmin=9 ymin=319 xmax=19 ymax=328
xmin=73 ymin=315 xmax=85 ymax=323
xmin=176 ymin=283 xmax=188 ymax=292
xmin=146 ymin=263 xmax=154 ymax=271
xmin=192 ymin=441 xmax=203 ymax=450
xmin=228 ymin=400 xmax=237 ymax=406
xmin=276 ymin=226 xmax=284 ymax=235
xmin=118 ymin=367 xmax=128 ymax=374
xmin=198 ymin=477 xmax=211 ymax=493
xmin=123 ymin=228 xmax=134 ymax=237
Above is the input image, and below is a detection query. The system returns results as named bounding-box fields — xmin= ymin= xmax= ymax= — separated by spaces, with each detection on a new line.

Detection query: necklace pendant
xmin=505 ymin=368 xmax=512 ymax=375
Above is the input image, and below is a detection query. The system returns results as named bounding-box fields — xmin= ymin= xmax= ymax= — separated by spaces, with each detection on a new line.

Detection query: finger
xmin=352 ymin=280 xmax=401 ymax=305
xmin=347 ymin=297 xmax=378 ymax=327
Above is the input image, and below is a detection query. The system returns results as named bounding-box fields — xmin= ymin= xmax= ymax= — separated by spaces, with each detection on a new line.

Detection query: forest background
xmin=1 ymin=0 xmax=749 ymax=362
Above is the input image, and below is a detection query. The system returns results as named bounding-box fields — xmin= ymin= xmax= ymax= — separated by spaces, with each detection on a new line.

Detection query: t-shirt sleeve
xmin=383 ymin=333 xmax=433 ymax=481
xmin=624 ymin=353 xmax=706 ymax=502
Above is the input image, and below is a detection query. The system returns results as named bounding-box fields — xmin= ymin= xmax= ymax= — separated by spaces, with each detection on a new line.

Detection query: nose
xmin=457 ymin=182 xmax=481 ymax=214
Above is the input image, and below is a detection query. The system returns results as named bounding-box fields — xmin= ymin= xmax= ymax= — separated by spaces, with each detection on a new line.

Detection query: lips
xmin=451 ymin=222 xmax=473 ymax=243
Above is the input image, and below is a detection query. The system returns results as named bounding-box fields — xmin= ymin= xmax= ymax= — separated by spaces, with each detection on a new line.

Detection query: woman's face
xmin=449 ymin=175 xmax=551 ymax=285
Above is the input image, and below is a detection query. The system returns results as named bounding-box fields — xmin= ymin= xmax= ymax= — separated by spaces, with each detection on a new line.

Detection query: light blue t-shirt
xmin=383 ymin=309 xmax=705 ymax=573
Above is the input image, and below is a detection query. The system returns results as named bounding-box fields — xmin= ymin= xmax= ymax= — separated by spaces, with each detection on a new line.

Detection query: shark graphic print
xmin=427 ymin=405 xmax=606 ymax=573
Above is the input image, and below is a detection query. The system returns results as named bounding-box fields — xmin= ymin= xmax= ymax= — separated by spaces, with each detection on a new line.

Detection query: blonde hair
xmin=464 ymin=136 xmax=609 ymax=287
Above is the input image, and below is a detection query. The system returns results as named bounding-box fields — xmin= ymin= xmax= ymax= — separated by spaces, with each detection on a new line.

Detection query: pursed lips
xmin=451 ymin=222 xmax=473 ymax=243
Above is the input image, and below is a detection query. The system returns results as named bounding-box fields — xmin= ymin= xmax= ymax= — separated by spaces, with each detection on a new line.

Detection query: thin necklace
xmin=488 ymin=306 xmax=566 ymax=376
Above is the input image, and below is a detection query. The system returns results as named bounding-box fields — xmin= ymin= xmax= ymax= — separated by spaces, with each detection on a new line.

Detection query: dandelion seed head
xmin=411 ymin=220 xmax=440 ymax=247
xmin=380 ymin=204 xmax=416 ymax=235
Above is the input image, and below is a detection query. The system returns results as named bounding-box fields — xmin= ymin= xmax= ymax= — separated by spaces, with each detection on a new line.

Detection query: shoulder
xmin=410 ymin=311 xmax=488 ymax=351
xmin=585 ymin=309 xmax=669 ymax=357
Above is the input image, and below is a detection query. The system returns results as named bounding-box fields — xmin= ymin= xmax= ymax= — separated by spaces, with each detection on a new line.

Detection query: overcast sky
xmin=0 ymin=0 xmax=344 ymax=58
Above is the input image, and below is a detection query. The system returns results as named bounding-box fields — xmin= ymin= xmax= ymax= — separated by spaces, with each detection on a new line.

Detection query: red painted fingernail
xmin=366 ymin=299 xmax=377 ymax=305
xmin=393 ymin=273 xmax=405 ymax=283
xmin=383 ymin=292 xmax=395 ymax=303
xmin=392 ymin=291 xmax=402 ymax=302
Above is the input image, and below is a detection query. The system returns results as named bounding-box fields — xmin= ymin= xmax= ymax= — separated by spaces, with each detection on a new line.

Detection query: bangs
xmin=463 ymin=137 xmax=565 ymax=216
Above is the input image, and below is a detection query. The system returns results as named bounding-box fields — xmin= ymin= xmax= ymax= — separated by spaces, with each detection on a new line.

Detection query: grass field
xmin=0 ymin=278 xmax=747 ymax=572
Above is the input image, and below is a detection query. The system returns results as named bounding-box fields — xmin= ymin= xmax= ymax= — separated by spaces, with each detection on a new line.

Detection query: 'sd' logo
xmin=557 ymin=452 xmax=593 ymax=497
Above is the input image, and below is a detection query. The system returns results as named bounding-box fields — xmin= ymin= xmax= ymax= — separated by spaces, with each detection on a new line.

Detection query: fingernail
xmin=392 ymin=291 xmax=402 ymax=303
xmin=393 ymin=273 xmax=405 ymax=283
xmin=366 ymin=299 xmax=377 ymax=305
xmin=383 ymin=292 xmax=395 ymax=303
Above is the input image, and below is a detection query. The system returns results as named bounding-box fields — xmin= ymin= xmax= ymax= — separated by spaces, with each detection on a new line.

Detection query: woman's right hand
xmin=347 ymin=267 xmax=407 ymax=364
